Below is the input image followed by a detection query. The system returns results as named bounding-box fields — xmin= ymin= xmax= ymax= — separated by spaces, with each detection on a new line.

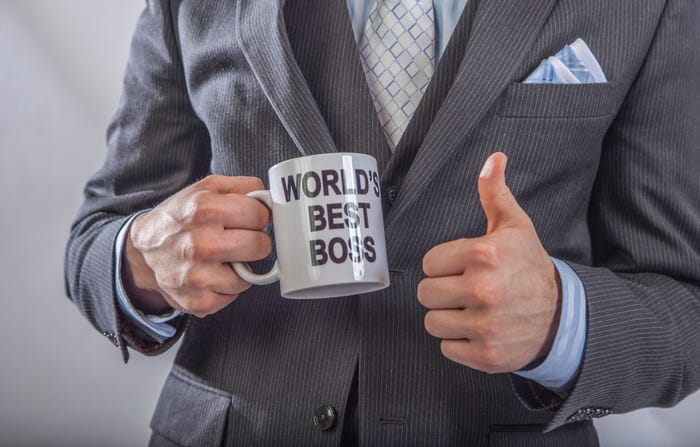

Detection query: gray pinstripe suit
xmin=65 ymin=0 xmax=700 ymax=445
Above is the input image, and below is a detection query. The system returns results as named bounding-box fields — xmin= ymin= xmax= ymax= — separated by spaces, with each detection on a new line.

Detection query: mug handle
xmin=231 ymin=190 xmax=280 ymax=285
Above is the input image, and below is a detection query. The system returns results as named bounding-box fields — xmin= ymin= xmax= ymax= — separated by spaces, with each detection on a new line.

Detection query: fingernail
xmin=480 ymin=155 xmax=495 ymax=178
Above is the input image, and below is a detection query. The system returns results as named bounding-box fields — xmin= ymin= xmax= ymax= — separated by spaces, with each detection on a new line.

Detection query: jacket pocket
xmin=150 ymin=366 xmax=231 ymax=447
xmin=488 ymin=422 xmax=599 ymax=447
xmin=498 ymin=82 xmax=619 ymax=118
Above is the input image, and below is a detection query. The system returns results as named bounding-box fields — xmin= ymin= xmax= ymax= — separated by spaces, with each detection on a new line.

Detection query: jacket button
xmin=312 ymin=405 xmax=336 ymax=431
xmin=386 ymin=186 xmax=399 ymax=202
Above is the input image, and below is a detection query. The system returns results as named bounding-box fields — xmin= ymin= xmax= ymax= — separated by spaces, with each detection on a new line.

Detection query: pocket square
xmin=524 ymin=38 xmax=607 ymax=84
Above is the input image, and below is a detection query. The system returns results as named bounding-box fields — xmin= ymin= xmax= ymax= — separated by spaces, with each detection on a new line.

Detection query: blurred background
xmin=0 ymin=1 xmax=698 ymax=446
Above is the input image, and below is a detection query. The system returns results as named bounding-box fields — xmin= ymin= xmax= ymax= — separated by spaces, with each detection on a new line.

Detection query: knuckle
xmin=473 ymin=281 xmax=503 ymax=305
xmin=180 ymin=234 xmax=215 ymax=261
xmin=184 ymin=194 xmax=218 ymax=225
xmin=194 ymin=241 xmax=217 ymax=261
xmin=197 ymin=175 xmax=221 ymax=190
xmin=184 ymin=268 xmax=210 ymax=290
xmin=473 ymin=316 xmax=495 ymax=339
xmin=471 ymin=240 xmax=499 ymax=266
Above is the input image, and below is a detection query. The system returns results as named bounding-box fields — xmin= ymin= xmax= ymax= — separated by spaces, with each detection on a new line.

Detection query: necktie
xmin=359 ymin=0 xmax=436 ymax=152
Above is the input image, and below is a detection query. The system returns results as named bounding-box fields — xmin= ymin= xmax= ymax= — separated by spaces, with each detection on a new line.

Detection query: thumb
xmin=478 ymin=152 xmax=529 ymax=233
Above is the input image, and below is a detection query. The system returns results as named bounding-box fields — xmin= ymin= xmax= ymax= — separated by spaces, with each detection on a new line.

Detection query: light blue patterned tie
xmin=359 ymin=0 xmax=436 ymax=151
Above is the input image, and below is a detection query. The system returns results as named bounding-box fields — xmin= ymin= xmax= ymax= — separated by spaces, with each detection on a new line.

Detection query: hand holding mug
xmin=122 ymin=176 xmax=271 ymax=318
xmin=123 ymin=153 xmax=390 ymax=320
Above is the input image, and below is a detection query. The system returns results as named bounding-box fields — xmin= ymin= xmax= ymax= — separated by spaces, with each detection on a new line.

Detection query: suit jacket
xmin=65 ymin=0 xmax=700 ymax=445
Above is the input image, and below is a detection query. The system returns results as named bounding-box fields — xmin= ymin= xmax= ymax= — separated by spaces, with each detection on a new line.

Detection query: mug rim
xmin=269 ymin=152 xmax=378 ymax=172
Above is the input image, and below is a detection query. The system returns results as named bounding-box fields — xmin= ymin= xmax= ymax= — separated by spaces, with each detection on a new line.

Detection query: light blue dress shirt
xmin=114 ymin=210 xmax=180 ymax=343
xmin=114 ymin=0 xmax=587 ymax=392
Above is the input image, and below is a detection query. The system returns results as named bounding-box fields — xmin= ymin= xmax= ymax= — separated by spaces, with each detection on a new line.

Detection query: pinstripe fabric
xmin=382 ymin=0 xmax=561 ymax=230
xmin=235 ymin=0 xmax=337 ymax=156
xmin=149 ymin=367 xmax=232 ymax=446
xmin=64 ymin=0 xmax=700 ymax=445
xmin=282 ymin=0 xmax=390 ymax=171
xmin=487 ymin=423 xmax=598 ymax=447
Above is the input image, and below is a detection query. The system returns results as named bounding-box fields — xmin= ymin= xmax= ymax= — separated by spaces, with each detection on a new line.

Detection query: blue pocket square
xmin=524 ymin=39 xmax=607 ymax=84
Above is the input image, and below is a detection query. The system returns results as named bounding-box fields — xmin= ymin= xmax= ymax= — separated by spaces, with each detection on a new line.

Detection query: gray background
xmin=0 ymin=1 xmax=697 ymax=446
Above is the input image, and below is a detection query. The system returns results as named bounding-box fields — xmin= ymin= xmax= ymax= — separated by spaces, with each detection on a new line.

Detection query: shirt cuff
xmin=114 ymin=210 xmax=182 ymax=343
xmin=513 ymin=257 xmax=588 ymax=393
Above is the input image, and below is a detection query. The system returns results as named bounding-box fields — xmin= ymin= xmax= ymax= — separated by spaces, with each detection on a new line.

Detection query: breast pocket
xmin=498 ymin=82 xmax=619 ymax=119
xmin=481 ymin=82 xmax=620 ymax=229
xmin=149 ymin=367 xmax=231 ymax=447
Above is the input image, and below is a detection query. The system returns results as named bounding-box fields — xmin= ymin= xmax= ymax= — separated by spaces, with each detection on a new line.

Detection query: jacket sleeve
xmin=511 ymin=0 xmax=700 ymax=430
xmin=64 ymin=0 xmax=210 ymax=362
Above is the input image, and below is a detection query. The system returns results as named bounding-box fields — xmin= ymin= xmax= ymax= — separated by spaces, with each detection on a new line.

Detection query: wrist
xmin=537 ymin=259 xmax=563 ymax=359
xmin=122 ymin=215 xmax=172 ymax=315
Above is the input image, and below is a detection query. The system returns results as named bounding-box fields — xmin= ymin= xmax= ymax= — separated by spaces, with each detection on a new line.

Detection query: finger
xmin=219 ymin=229 xmax=272 ymax=262
xmin=477 ymin=152 xmax=529 ymax=233
xmin=424 ymin=309 xmax=475 ymax=340
xmin=185 ymin=229 xmax=272 ymax=263
xmin=181 ymin=189 xmax=270 ymax=229
xmin=181 ymin=289 xmax=240 ymax=318
xmin=423 ymin=235 xmax=505 ymax=277
xmin=417 ymin=276 xmax=472 ymax=309
xmin=197 ymin=175 xmax=265 ymax=195
xmin=422 ymin=239 xmax=470 ymax=277
xmin=208 ymin=263 xmax=253 ymax=295
xmin=440 ymin=339 xmax=477 ymax=368
xmin=440 ymin=339 xmax=507 ymax=374
xmin=214 ymin=194 xmax=271 ymax=229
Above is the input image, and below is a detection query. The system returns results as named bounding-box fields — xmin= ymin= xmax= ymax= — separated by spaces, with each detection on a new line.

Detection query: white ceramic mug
xmin=233 ymin=153 xmax=390 ymax=299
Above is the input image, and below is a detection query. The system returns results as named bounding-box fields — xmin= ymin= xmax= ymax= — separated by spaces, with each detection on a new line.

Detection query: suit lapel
xmin=384 ymin=0 xmax=560 ymax=229
xmin=283 ymin=0 xmax=391 ymax=172
xmin=236 ymin=0 xmax=337 ymax=156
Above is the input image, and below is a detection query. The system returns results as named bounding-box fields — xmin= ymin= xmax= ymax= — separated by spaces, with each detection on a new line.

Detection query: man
xmin=65 ymin=0 xmax=700 ymax=445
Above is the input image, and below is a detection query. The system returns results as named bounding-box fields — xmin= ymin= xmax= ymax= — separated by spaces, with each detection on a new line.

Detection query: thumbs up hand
xmin=417 ymin=153 xmax=562 ymax=374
